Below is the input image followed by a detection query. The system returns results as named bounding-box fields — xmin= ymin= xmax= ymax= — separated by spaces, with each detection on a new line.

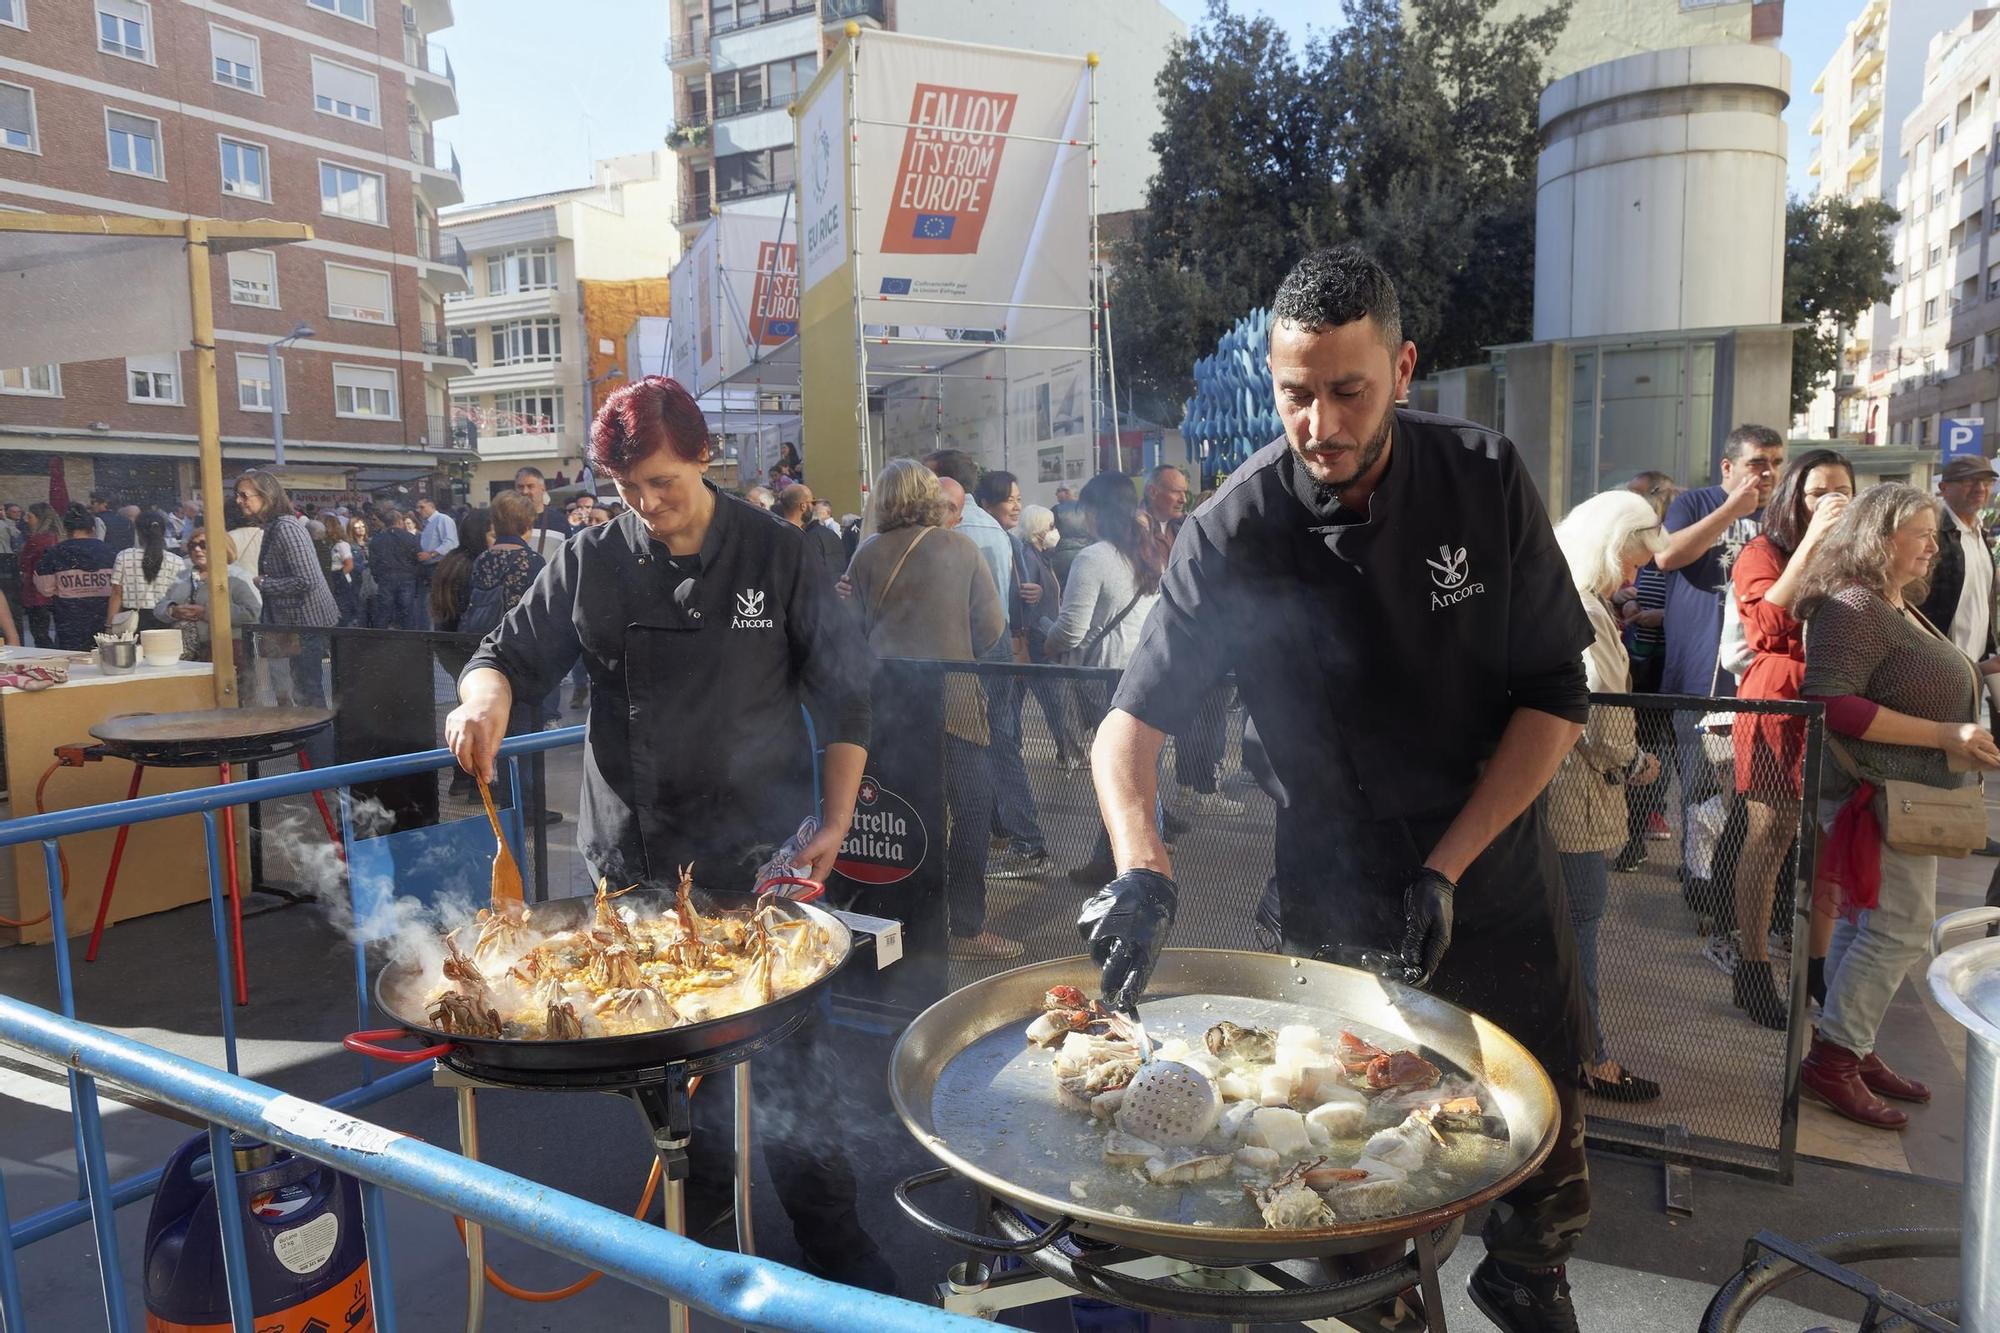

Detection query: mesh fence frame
xmin=934 ymin=665 xmax=1821 ymax=1182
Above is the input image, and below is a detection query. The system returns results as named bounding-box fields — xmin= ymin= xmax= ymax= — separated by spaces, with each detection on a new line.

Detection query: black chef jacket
xmin=1111 ymin=411 xmax=1593 ymax=1069
xmin=463 ymin=485 xmax=873 ymax=888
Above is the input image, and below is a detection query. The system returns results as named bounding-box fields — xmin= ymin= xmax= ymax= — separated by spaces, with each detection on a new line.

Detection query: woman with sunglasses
xmin=160 ymin=529 xmax=262 ymax=677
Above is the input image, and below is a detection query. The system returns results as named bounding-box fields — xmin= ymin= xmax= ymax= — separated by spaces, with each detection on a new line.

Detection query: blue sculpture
xmin=1182 ymin=307 xmax=1281 ymax=488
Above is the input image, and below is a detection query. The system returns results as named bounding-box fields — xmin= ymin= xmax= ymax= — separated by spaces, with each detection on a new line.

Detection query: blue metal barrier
xmin=0 ymin=994 xmax=987 ymax=1333
xmin=0 ymin=730 xmax=580 ymax=1328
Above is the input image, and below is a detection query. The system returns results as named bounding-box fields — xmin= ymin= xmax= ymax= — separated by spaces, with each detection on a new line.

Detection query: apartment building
xmin=1802 ymin=0 xmax=1974 ymax=441
xmin=664 ymin=0 xmax=1182 ymax=243
xmin=1884 ymin=7 xmax=2000 ymax=449
xmin=442 ymin=152 xmax=676 ymax=491
xmin=0 ymin=0 xmax=470 ymax=505
xmin=1475 ymin=0 xmax=1783 ymax=83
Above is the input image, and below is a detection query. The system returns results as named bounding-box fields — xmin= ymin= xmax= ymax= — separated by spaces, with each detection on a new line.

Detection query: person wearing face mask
xmin=1078 ymin=248 xmax=1594 ymax=1331
xmin=446 ymin=375 xmax=887 ymax=1291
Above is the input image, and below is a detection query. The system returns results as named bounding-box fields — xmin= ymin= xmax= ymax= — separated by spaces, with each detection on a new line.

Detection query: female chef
xmin=446 ymin=374 xmax=889 ymax=1289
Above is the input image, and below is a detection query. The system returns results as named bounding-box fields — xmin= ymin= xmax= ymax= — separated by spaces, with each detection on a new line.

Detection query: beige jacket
xmin=846 ymin=525 xmax=1005 ymax=745
xmin=1549 ymin=593 xmax=1642 ymax=855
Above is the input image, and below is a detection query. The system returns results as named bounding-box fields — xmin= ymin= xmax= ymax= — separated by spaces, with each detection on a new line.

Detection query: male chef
xmin=1080 ymin=247 xmax=1593 ymax=1332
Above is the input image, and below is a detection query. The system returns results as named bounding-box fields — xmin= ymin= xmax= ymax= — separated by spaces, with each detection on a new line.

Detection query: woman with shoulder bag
xmin=234 ymin=470 xmax=337 ymax=711
xmin=1798 ymin=483 xmax=2000 ymax=1129
xmin=847 ymin=459 xmax=1013 ymax=960
xmin=1551 ymin=489 xmax=1670 ymax=1103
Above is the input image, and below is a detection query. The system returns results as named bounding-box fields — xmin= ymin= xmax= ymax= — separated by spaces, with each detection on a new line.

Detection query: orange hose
xmin=450 ymin=1073 xmax=701 ymax=1302
xmin=0 ymin=761 xmax=75 ymax=929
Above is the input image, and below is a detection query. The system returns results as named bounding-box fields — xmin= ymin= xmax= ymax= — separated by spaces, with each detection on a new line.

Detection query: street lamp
xmin=267 ymin=323 xmax=313 ymax=467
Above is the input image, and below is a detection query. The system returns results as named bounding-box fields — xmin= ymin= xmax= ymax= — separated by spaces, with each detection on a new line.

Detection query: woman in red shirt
xmin=1729 ymin=449 xmax=1853 ymax=1028
xmin=17 ymin=502 xmax=58 ymax=647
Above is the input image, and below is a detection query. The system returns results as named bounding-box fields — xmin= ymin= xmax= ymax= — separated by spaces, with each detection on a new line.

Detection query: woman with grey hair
xmin=846 ymin=457 xmax=1017 ymax=960
xmin=1550 ymin=489 xmax=1671 ymax=1103
xmin=1798 ymin=482 xmax=2000 ymax=1128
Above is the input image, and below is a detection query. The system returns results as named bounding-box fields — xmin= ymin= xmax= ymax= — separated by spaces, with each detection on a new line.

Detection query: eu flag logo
xmin=767 ymin=319 xmax=798 ymax=338
xmin=879 ymin=277 xmax=913 ymax=295
xmin=913 ymin=214 xmax=956 ymax=240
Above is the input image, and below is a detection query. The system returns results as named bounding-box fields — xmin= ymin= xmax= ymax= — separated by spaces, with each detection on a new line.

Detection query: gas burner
xmin=1700 ymin=1227 xmax=1960 ymax=1332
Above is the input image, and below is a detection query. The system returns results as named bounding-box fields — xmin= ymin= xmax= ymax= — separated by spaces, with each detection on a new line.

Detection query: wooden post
xmin=184 ymin=216 xmax=236 ymax=709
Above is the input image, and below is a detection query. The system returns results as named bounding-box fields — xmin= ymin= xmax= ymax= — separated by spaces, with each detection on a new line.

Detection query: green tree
xmin=1784 ymin=195 xmax=1900 ymax=420
xmin=1110 ymin=0 xmax=1566 ymax=422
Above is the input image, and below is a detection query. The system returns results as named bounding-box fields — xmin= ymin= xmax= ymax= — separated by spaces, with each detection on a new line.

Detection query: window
xmin=106 ymin=110 xmax=162 ymax=179
xmin=490 ymin=318 xmax=560 ymax=366
xmin=126 ymin=352 xmax=179 ymax=404
xmin=1938 ymin=118 xmax=1953 ymax=150
xmin=1926 ymin=296 xmax=1940 ymax=324
xmin=97 ymin=0 xmax=150 ymax=61
xmin=227 ymin=249 xmax=278 ymax=307
xmin=0 ymin=365 xmax=58 ymax=396
xmin=496 ymin=390 xmax=561 ymax=435
xmin=448 ymin=328 xmax=476 ymax=361
xmin=715 ymin=67 xmax=764 ymax=117
xmin=1920 ymin=417 xmax=1932 ymax=444
xmin=325 ymin=262 xmax=392 ymax=323
xmin=235 ymin=352 xmax=285 ymax=412
xmin=0 ymin=82 xmax=35 ymax=153
xmin=210 ymin=26 xmax=260 ymax=93
xmin=333 ymin=363 xmax=397 ymax=418
xmin=219 ymin=137 xmax=268 ymax=199
xmin=482 ymin=246 xmax=555 ymax=295
xmin=0 ymin=1 xmax=23 ymax=31
xmin=319 ymin=160 xmax=385 ymax=223
xmin=1931 ymin=243 xmax=1944 ymax=267
xmin=767 ymin=54 xmax=815 ymax=108
xmin=715 ymin=146 xmax=794 ymax=201
xmin=307 ymin=0 xmax=371 ymax=23
xmin=311 ymin=57 xmax=378 ymax=125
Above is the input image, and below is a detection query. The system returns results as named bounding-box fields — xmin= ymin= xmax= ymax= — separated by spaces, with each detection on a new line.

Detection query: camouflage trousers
xmin=1481 ymin=1077 xmax=1590 ymax=1267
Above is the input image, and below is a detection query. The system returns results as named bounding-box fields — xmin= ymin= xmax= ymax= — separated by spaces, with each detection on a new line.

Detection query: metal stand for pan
xmin=434 ymin=1010 xmax=801 ymax=1333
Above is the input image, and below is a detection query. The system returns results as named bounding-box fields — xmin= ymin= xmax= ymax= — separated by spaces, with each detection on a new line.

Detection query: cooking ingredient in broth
xmin=415 ymin=868 xmax=840 ymax=1039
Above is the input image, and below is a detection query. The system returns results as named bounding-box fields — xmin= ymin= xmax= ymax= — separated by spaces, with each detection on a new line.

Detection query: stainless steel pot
xmin=1928 ymin=905 xmax=2000 ymax=1333
xmin=96 ymin=640 xmax=138 ymax=674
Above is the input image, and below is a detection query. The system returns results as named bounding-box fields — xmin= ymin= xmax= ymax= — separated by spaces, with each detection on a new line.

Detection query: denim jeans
xmin=1822 ymin=842 xmax=1937 ymax=1058
xmin=945 ymin=735 xmax=995 ymax=938
xmin=986 ymin=676 xmax=1045 ymax=855
xmin=370 ymin=578 xmax=420 ymax=630
xmin=1559 ymin=850 xmax=1609 ymax=1064
xmin=1174 ymin=685 xmax=1229 ymax=793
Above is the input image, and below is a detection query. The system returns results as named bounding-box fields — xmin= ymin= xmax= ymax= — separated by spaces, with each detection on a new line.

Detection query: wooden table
xmin=1 ymin=658 xmax=223 ymax=946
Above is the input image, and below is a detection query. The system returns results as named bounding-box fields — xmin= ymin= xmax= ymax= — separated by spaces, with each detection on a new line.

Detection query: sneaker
xmin=1467 ymin=1257 xmax=1579 ymax=1333
xmin=1700 ymin=933 xmax=1741 ymax=977
xmin=1645 ymin=811 xmax=1672 ymax=840
xmin=1178 ymin=785 xmax=1246 ymax=817
xmin=948 ymin=931 xmax=1025 ymax=961
xmin=1610 ymin=842 xmax=1647 ymax=874
xmin=987 ymin=848 xmax=1051 ymax=880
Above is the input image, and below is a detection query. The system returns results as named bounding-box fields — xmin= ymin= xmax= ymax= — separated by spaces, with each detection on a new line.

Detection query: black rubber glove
xmin=1398 ymin=867 xmax=1457 ymax=988
xmin=1077 ymin=869 xmax=1178 ymax=1015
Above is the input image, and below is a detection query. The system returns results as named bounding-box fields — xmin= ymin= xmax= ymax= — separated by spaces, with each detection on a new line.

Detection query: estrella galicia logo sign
xmin=879 ymin=276 xmax=913 ymax=295
xmin=732 ymin=587 xmax=773 ymax=629
xmin=1425 ymin=544 xmax=1469 ymax=590
xmin=834 ymin=774 xmax=929 ymax=886
xmin=1426 ymin=543 xmax=1487 ymax=612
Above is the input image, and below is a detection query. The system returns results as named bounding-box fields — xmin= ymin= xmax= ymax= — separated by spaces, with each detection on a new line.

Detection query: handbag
xmin=1073 ymin=590 xmax=1144 ymax=668
xmin=1825 ymin=602 xmax=1987 ymax=858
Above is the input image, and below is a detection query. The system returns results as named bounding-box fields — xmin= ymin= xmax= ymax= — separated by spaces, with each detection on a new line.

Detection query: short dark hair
xmin=924 ymin=449 xmax=980 ymax=491
xmin=513 ymin=465 xmax=545 ymax=483
xmin=1271 ymin=246 xmax=1403 ymax=348
xmin=591 ymin=375 xmax=710 ymax=474
xmin=973 ymin=470 xmax=1018 ymax=510
xmin=1725 ymin=423 xmax=1784 ymax=462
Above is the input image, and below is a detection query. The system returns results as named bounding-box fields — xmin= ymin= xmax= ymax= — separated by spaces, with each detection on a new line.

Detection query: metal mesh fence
xmin=933 ymin=665 xmax=1821 ymax=1181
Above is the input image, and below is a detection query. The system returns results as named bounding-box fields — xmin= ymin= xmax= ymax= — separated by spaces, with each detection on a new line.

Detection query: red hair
xmin=588 ymin=375 xmax=710 ymax=475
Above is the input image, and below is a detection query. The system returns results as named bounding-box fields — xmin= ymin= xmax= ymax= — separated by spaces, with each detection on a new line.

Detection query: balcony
xmin=824 ymin=0 xmax=886 ymax=27
xmin=407 ymin=127 xmax=464 ymax=207
xmin=713 ymin=1 xmax=816 ymax=37
xmin=668 ymin=111 xmax=710 ymax=151
xmin=1808 ymin=104 xmax=1823 ymax=136
xmin=1808 ymin=153 xmax=1823 ymax=176
xmin=715 ymin=91 xmax=800 ymax=122
xmin=1851 ymin=31 xmax=1883 ymax=80
xmin=409 ymin=39 xmax=458 ymax=118
xmin=417 ymin=231 xmax=469 ymax=295
xmin=1848 ymin=79 xmax=1882 ymax=129
xmin=666 ymin=26 xmax=709 ymax=67
xmin=676 ymin=195 xmax=713 ymax=227
xmin=418 ymin=329 xmax=473 ymax=373
xmin=715 ymin=178 xmax=796 ymax=209
xmin=1847 ymin=131 xmax=1881 ymax=177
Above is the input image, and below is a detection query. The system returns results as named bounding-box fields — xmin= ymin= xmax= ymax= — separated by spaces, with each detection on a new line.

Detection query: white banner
xmin=799 ymin=63 xmax=850 ymax=297
xmin=0 ymin=233 xmax=192 ymax=368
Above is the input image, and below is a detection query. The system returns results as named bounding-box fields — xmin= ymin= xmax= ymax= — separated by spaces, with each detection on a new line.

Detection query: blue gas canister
xmin=143 ymin=1131 xmax=373 ymax=1333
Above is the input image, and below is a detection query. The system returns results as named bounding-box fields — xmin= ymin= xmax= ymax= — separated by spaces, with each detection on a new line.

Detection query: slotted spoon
xmin=474 ymin=776 xmax=525 ymax=904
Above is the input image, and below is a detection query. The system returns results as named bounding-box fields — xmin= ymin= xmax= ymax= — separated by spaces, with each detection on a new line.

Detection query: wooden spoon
xmin=475 ymin=775 xmax=525 ymax=904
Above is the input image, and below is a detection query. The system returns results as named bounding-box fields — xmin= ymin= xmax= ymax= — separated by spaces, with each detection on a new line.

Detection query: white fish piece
xmin=1327 ymin=1176 xmax=1404 ymax=1218
xmin=1301 ymin=1064 xmax=1365 ymax=1102
xmin=1027 ymin=1011 xmax=1081 ymax=1047
xmin=1245 ymin=1107 xmax=1312 ymax=1156
xmin=1068 ymin=1181 xmax=1089 ymax=1201
xmin=1154 ymin=1037 xmax=1192 ymax=1062
xmin=1144 ymin=1152 xmax=1235 ymax=1185
xmin=1054 ymin=1031 xmax=1137 ymax=1079
xmin=1276 ymin=1025 xmax=1323 ymax=1053
xmin=1181 ymin=1051 xmax=1224 ymax=1080
xmin=1053 ymin=1072 xmax=1094 ymax=1113
xmin=1363 ymin=1114 xmax=1435 ymax=1172
xmin=1090 ymin=1087 xmax=1126 ymax=1121
xmin=1305 ymin=1100 xmax=1370 ymax=1140
xmin=1102 ymin=1130 xmax=1163 ymax=1169
xmin=1352 ymin=1155 xmax=1409 ymax=1183
xmin=1257 ymin=1067 xmax=1295 ymax=1107
xmin=1217 ymin=1072 xmax=1257 ymax=1102
xmin=1216 ymin=1100 xmax=1258 ymax=1142
xmin=1235 ymin=1145 xmax=1281 ymax=1172
xmin=1304 ymin=1117 xmax=1331 ymax=1147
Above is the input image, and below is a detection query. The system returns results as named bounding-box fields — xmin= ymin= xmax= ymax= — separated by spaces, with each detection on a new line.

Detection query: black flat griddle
xmin=90 ymin=707 xmax=334 ymax=767
xmin=362 ymin=885 xmax=853 ymax=1081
